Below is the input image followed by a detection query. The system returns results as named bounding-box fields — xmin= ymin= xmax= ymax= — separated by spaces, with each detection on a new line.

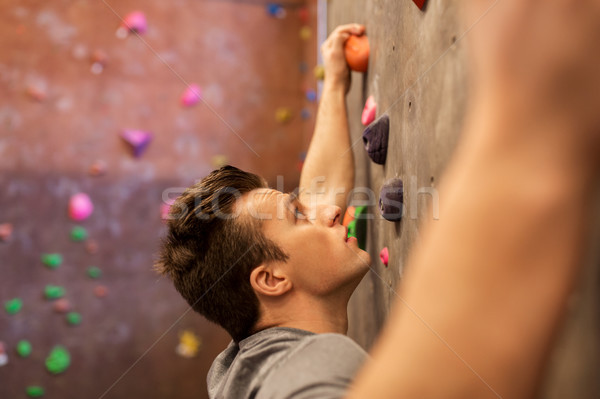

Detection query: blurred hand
xmin=464 ymin=0 xmax=600 ymax=157
xmin=321 ymin=24 xmax=365 ymax=94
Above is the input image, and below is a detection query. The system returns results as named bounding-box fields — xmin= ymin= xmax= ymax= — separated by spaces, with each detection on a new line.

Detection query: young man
xmin=157 ymin=24 xmax=372 ymax=398
xmin=156 ymin=0 xmax=600 ymax=397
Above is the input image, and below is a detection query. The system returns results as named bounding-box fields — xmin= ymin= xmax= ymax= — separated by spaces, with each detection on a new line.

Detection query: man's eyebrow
xmin=283 ymin=191 xmax=301 ymax=221
xmin=284 ymin=192 xmax=296 ymax=212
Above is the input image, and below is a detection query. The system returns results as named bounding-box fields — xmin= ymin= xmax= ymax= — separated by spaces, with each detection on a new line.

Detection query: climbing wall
xmin=328 ymin=1 xmax=600 ymax=398
xmin=0 ymin=0 xmax=318 ymax=397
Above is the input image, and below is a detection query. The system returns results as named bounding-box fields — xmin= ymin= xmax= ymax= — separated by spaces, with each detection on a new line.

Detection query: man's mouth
xmin=344 ymin=226 xmax=355 ymax=243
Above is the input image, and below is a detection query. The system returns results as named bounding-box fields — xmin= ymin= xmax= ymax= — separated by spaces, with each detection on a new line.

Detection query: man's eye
xmin=294 ymin=207 xmax=303 ymax=219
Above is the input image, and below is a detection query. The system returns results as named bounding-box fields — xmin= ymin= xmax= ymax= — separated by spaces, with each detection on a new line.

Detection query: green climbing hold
xmin=17 ymin=340 xmax=32 ymax=357
xmin=44 ymin=285 xmax=65 ymax=300
xmin=353 ymin=206 xmax=368 ymax=251
xmin=65 ymin=312 xmax=82 ymax=326
xmin=41 ymin=253 xmax=62 ymax=269
xmin=5 ymin=298 xmax=23 ymax=314
xmin=87 ymin=266 xmax=102 ymax=279
xmin=45 ymin=345 xmax=70 ymax=374
xmin=70 ymin=226 xmax=88 ymax=241
xmin=26 ymin=386 xmax=45 ymax=397
xmin=347 ymin=219 xmax=357 ymax=238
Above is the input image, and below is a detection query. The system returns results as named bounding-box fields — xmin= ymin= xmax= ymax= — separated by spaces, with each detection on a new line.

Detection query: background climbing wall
xmin=0 ymin=0 xmax=318 ymax=397
xmin=329 ymin=1 xmax=600 ymax=398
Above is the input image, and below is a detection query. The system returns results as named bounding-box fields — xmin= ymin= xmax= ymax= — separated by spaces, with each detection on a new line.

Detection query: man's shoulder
xmin=207 ymin=327 xmax=318 ymax=399
xmin=256 ymin=333 xmax=368 ymax=399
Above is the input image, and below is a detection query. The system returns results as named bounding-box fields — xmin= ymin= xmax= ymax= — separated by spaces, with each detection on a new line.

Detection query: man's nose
xmin=319 ymin=205 xmax=341 ymax=227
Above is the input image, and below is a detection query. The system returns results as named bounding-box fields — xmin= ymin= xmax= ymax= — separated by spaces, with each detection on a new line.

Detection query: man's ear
xmin=250 ymin=265 xmax=292 ymax=297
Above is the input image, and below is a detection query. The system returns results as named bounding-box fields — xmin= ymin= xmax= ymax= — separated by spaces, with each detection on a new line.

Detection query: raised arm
xmin=347 ymin=0 xmax=600 ymax=398
xmin=299 ymin=24 xmax=365 ymax=214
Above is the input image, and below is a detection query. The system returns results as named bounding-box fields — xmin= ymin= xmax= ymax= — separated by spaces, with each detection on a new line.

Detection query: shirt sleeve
xmin=255 ymin=334 xmax=368 ymax=399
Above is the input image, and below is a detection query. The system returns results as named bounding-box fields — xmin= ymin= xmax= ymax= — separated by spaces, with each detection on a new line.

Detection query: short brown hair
xmin=155 ymin=166 xmax=288 ymax=341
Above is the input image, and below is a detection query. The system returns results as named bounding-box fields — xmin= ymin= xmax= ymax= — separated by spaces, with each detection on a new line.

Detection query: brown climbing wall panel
xmin=0 ymin=0 xmax=317 ymax=397
xmin=328 ymin=1 xmax=600 ymax=397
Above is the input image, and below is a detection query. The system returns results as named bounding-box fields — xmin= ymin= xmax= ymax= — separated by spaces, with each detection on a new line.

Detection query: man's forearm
xmin=299 ymin=81 xmax=354 ymax=212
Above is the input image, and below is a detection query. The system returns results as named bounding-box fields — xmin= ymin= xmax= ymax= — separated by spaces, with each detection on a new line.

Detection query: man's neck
xmin=254 ymin=292 xmax=350 ymax=335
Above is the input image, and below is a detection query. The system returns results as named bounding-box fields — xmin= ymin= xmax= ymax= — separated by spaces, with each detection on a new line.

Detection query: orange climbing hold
xmin=344 ymin=35 xmax=369 ymax=73
xmin=342 ymin=206 xmax=356 ymax=227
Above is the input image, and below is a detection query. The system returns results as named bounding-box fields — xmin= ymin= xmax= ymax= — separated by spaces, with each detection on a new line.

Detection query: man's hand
xmin=321 ymin=24 xmax=365 ymax=94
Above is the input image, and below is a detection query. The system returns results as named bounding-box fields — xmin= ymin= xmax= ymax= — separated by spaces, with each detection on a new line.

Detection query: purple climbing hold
xmin=305 ymin=89 xmax=317 ymax=102
xmin=300 ymin=108 xmax=311 ymax=120
xmin=362 ymin=114 xmax=389 ymax=165
xmin=298 ymin=62 xmax=308 ymax=73
xmin=379 ymin=178 xmax=403 ymax=221
xmin=121 ymin=129 xmax=152 ymax=157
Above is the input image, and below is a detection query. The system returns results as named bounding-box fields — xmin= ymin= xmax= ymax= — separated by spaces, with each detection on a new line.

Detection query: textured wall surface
xmin=328 ymin=1 xmax=600 ymax=397
xmin=0 ymin=0 xmax=316 ymax=397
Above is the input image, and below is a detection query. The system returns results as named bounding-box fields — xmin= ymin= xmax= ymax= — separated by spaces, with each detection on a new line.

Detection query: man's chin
xmin=351 ymin=247 xmax=372 ymax=268
xmin=361 ymin=251 xmax=372 ymax=267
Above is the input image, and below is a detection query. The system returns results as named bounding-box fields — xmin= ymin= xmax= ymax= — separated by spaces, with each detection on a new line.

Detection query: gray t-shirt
xmin=207 ymin=327 xmax=368 ymax=399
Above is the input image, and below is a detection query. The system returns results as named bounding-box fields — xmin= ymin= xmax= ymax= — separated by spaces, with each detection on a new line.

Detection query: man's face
xmin=238 ymin=188 xmax=371 ymax=298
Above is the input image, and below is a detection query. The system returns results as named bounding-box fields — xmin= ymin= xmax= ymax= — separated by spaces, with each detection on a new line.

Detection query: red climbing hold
xmin=413 ymin=0 xmax=426 ymax=10
xmin=298 ymin=7 xmax=309 ymax=24
xmin=85 ymin=239 xmax=99 ymax=255
xmin=0 ymin=223 xmax=13 ymax=242
xmin=89 ymin=160 xmax=107 ymax=176
xmin=53 ymin=298 xmax=71 ymax=313
xmin=94 ymin=285 xmax=108 ymax=298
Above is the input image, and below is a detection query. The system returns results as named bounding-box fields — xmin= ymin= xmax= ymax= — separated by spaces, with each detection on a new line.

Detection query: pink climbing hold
xmin=161 ymin=199 xmax=175 ymax=221
xmin=121 ymin=11 xmax=147 ymax=34
xmin=69 ymin=193 xmax=93 ymax=221
xmin=121 ymin=129 xmax=152 ymax=157
xmin=379 ymin=247 xmax=389 ymax=267
xmin=361 ymin=95 xmax=376 ymax=126
xmin=26 ymin=85 xmax=47 ymax=102
xmin=180 ymin=84 xmax=202 ymax=107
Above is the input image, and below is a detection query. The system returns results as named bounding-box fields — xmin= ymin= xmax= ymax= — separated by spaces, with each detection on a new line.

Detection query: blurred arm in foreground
xmin=348 ymin=0 xmax=600 ymax=398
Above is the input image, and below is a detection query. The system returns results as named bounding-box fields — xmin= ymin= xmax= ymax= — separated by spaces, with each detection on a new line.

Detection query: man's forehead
xmin=237 ymin=188 xmax=286 ymax=214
